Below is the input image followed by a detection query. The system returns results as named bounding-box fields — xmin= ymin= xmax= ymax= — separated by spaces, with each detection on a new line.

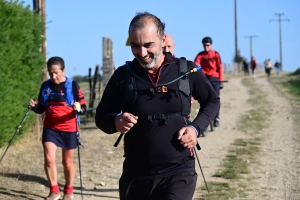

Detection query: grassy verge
xmin=268 ymin=70 xmax=300 ymax=197
xmin=196 ymin=78 xmax=271 ymax=200
xmin=269 ymin=70 xmax=300 ymax=126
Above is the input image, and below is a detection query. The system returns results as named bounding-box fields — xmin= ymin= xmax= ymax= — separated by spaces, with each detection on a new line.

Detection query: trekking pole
xmin=193 ymin=147 xmax=209 ymax=193
xmin=0 ymin=97 xmax=36 ymax=163
xmin=114 ymin=133 xmax=123 ymax=147
xmin=75 ymin=111 xmax=84 ymax=200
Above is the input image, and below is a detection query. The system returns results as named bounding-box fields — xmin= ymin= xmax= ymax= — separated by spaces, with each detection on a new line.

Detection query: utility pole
xmin=41 ymin=0 xmax=47 ymax=81
xmin=33 ymin=0 xmax=47 ymax=81
xmin=234 ymin=0 xmax=238 ymax=56
xmin=270 ymin=13 xmax=290 ymax=71
xmin=245 ymin=35 xmax=258 ymax=59
xmin=33 ymin=0 xmax=47 ymax=138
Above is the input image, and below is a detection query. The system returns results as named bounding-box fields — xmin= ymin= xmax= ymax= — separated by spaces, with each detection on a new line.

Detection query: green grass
xmin=282 ymin=77 xmax=300 ymax=96
xmin=237 ymin=109 xmax=268 ymax=134
xmin=196 ymin=182 xmax=238 ymax=200
xmin=214 ymin=155 xmax=249 ymax=179
xmin=269 ymin=70 xmax=300 ymax=127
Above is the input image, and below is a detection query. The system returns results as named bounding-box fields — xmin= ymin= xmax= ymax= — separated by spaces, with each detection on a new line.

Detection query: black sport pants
xmin=206 ymin=76 xmax=220 ymax=119
xmin=119 ymin=172 xmax=197 ymax=200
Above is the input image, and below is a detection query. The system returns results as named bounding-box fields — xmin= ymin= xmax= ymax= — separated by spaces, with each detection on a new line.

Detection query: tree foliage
xmin=293 ymin=68 xmax=300 ymax=75
xmin=0 ymin=0 xmax=44 ymax=146
xmin=233 ymin=50 xmax=244 ymax=63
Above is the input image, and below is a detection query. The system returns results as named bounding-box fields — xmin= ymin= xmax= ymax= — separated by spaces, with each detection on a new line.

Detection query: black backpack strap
xmin=177 ymin=58 xmax=192 ymax=117
xmin=123 ymin=62 xmax=137 ymax=109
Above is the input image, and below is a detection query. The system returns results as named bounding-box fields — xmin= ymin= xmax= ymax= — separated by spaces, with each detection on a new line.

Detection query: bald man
xmin=163 ymin=34 xmax=175 ymax=56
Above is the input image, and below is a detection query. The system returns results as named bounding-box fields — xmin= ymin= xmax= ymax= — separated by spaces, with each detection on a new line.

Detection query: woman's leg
xmin=43 ymin=142 xmax=58 ymax=186
xmin=62 ymin=149 xmax=75 ymax=192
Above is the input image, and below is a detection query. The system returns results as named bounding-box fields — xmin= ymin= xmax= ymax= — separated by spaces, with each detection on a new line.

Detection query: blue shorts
xmin=42 ymin=128 xmax=78 ymax=149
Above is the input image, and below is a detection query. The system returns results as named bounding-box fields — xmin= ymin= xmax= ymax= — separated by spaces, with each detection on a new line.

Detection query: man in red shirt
xmin=194 ymin=36 xmax=223 ymax=127
xmin=250 ymin=56 xmax=257 ymax=78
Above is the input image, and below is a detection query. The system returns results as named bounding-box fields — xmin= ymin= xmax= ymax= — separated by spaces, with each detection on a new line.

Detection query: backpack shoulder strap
xmin=124 ymin=62 xmax=137 ymax=105
xmin=177 ymin=58 xmax=192 ymax=117
xmin=178 ymin=58 xmax=190 ymax=96
xmin=41 ymin=79 xmax=51 ymax=107
xmin=64 ymin=78 xmax=81 ymax=124
xmin=64 ymin=77 xmax=74 ymax=106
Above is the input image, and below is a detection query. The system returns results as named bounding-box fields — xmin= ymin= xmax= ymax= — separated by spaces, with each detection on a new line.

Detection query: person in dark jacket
xmin=274 ymin=60 xmax=281 ymax=75
xmin=28 ymin=56 xmax=86 ymax=200
xmin=243 ymin=58 xmax=250 ymax=76
xmin=95 ymin=12 xmax=220 ymax=200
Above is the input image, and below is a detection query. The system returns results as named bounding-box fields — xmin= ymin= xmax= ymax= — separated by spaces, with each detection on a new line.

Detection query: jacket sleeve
xmin=189 ymin=62 xmax=220 ymax=136
xmin=194 ymin=52 xmax=202 ymax=66
xmin=95 ymin=66 xmax=126 ymax=134
xmin=31 ymin=82 xmax=46 ymax=114
xmin=72 ymin=81 xmax=87 ymax=114
xmin=216 ymin=51 xmax=223 ymax=81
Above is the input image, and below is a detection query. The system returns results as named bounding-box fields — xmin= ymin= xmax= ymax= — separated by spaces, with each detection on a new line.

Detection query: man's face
xmin=48 ymin=64 xmax=65 ymax=84
xmin=163 ymin=36 xmax=175 ymax=55
xmin=129 ymin=23 xmax=165 ymax=69
xmin=203 ymin=43 xmax=212 ymax=52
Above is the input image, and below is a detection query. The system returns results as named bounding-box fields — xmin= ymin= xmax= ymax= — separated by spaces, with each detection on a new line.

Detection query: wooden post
xmin=90 ymin=65 xmax=99 ymax=116
xmin=102 ymin=37 xmax=115 ymax=88
xmin=88 ymin=68 xmax=92 ymax=117
xmin=33 ymin=0 xmax=47 ymax=139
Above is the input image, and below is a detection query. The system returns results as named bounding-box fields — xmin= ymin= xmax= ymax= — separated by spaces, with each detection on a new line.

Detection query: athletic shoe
xmin=62 ymin=193 xmax=74 ymax=200
xmin=201 ymin=129 xmax=209 ymax=137
xmin=213 ymin=118 xmax=220 ymax=127
xmin=45 ymin=192 xmax=60 ymax=200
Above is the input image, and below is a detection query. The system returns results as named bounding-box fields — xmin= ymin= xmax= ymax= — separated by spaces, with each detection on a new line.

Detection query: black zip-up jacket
xmin=95 ymin=53 xmax=220 ymax=179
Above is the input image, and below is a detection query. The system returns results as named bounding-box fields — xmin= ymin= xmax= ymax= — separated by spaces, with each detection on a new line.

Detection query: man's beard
xmin=136 ymin=49 xmax=163 ymax=69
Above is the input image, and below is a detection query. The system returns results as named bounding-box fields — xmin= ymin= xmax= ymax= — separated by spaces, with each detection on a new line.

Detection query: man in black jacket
xmin=95 ymin=12 xmax=220 ymax=200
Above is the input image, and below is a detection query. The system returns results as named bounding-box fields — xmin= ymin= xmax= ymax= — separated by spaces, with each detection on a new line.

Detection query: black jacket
xmin=95 ymin=53 xmax=220 ymax=179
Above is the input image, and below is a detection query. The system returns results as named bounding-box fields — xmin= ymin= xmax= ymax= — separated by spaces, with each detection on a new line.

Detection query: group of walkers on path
xmin=243 ymin=56 xmax=281 ymax=78
xmin=28 ymin=12 xmax=225 ymax=200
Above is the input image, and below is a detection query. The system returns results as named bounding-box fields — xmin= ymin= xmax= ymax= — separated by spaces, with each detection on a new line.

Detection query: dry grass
xmin=0 ymin=118 xmax=125 ymax=199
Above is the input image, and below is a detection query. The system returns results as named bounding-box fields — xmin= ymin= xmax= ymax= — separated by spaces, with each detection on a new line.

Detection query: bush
xmin=0 ymin=0 xmax=44 ymax=147
xmin=233 ymin=50 xmax=244 ymax=63
xmin=293 ymin=68 xmax=300 ymax=75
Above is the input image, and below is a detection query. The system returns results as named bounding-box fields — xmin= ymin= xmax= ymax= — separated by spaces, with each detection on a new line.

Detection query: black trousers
xmin=206 ymin=76 xmax=220 ymax=119
xmin=119 ymin=172 xmax=197 ymax=200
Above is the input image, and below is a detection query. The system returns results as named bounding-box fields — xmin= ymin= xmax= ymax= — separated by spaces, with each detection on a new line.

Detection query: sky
xmin=21 ymin=0 xmax=300 ymax=78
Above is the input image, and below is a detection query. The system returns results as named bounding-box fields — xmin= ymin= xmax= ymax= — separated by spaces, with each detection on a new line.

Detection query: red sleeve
xmin=215 ymin=52 xmax=223 ymax=81
xmin=194 ymin=52 xmax=202 ymax=66
xmin=72 ymin=81 xmax=87 ymax=113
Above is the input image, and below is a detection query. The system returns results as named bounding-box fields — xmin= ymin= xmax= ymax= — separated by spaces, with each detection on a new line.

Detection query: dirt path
xmin=244 ymin=77 xmax=300 ymax=199
xmin=0 ymin=74 xmax=299 ymax=200
xmin=192 ymin=76 xmax=253 ymax=198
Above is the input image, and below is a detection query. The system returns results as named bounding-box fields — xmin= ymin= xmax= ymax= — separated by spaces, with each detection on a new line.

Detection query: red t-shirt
xmin=250 ymin=59 xmax=257 ymax=69
xmin=36 ymin=80 xmax=86 ymax=132
xmin=194 ymin=50 xmax=223 ymax=81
